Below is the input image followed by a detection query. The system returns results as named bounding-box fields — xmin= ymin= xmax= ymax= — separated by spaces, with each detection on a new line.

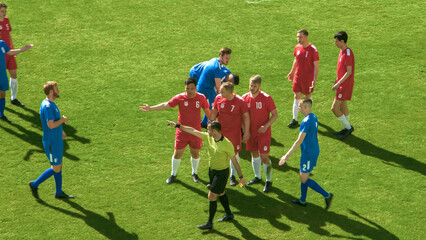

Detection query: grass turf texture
xmin=0 ymin=0 xmax=425 ymax=239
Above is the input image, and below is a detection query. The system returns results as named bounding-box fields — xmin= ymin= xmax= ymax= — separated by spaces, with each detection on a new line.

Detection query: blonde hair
xmin=43 ymin=81 xmax=57 ymax=95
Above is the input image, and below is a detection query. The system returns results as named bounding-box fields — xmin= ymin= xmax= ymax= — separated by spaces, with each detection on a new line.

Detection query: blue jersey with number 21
xmin=300 ymin=113 xmax=320 ymax=158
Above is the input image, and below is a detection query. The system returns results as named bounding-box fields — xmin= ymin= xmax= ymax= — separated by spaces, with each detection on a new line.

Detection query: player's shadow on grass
xmin=37 ymin=199 xmax=138 ymax=240
xmin=272 ymin=187 xmax=398 ymax=239
xmin=2 ymin=107 xmax=90 ymax=161
xmin=178 ymin=179 xmax=397 ymax=239
xmin=176 ymin=179 xmax=265 ymax=240
xmin=318 ymin=122 xmax=426 ymax=176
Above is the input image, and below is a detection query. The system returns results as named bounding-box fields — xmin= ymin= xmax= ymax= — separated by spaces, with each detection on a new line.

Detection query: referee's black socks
xmin=219 ymin=194 xmax=232 ymax=216
xmin=208 ymin=201 xmax=217 ymax=223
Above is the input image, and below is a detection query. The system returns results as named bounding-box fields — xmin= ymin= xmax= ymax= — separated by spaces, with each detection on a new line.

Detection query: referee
xmin=167 ymin=120 xmax=246 ymax=230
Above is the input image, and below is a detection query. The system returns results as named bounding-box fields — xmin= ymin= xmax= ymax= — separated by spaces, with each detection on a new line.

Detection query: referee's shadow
xmin=177 ymin=179 xmax=398 ymax=239
xmin=317 ymin=122 xmax=426 ymax=176
xmin=36 ymin=199 xmax=138 ymax=239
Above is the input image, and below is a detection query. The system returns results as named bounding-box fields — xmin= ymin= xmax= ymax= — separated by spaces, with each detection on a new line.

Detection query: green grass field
xmin=0 ymin=0 xmax=425 ymax=239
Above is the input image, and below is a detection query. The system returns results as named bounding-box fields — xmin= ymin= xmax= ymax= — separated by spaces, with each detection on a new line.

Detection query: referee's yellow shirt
xmin=201 ymin=133 xmax=235 ymax=170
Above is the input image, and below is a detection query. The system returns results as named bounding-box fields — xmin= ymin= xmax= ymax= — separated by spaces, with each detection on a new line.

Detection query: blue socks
xmin=305 ymin=178 xmax=330 ymax=198
xmin=0 ymin=98 xmax=5 ymax=117
xmin=300 ymin=182 xmax=308 ymax=203
xmin=32 ymin=168 xmax=55 ymax=187
xmin=54 ymin=171 xmax=63 ymax=195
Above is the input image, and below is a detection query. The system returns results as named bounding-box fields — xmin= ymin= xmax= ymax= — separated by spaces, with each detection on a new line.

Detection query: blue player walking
xmin=189 ymin=47 xmax=232 ymax=127
xmin=29 ymin=81 xmax=74 ymax=199
xmin=279 ymin=99 xmax=333 ymax=209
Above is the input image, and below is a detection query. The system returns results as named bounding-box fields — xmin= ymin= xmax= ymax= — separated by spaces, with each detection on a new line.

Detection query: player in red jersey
xmin=139 ymin=78 xmax=210 ymax=184
xmin=210 ymin=82 xmax=250 ymax=186
xmin=331 ymin=31 xmax=355 ymax=140
xmin=242 ymin=75 xmax=278 ymax=193
xmin=287 ymin=29 xmax=319 ymax=128
xmin=0 ymin=3 xmax=24 ymax=107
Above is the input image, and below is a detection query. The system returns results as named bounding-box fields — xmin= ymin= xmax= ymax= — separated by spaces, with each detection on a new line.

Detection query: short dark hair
xmin=208 ymin=121 xmax=221 ymax=132
xmin=225 ymin=73 xmax=239 ymax=85
xmin=298 ymin=29 xmax=308 ymax=36
xmin=0 ymin=2 xmax=7 ymax=8
xmin=219 ymin=47 xmax=232 ymax=56
xmin=185 ymin=77 xmax=197 ymax=86
xmin=334 ymin=31 xmax=348 ymax=43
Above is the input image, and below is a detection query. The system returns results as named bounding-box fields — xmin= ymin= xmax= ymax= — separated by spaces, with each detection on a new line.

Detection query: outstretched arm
xmin=167 ymin=120 xmax=203 ymax=139
xmin=139 ymin=102 xmax=170 ymax=111
xmin=6 ymin=44 xmax=33 ymax=56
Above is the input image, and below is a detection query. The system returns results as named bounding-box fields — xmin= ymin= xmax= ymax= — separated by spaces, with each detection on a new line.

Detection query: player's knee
xmin=52 ymin=165 xmax=62 ymax=173
xmin=208 ymin=192 xmax=218 ymax=201
xmin=261 ymin=156 xmax=270 ymax=165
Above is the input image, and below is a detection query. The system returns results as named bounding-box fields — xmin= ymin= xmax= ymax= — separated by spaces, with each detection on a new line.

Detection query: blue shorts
xmin=43 ymin=141 xmax=63 ymax=166
xmin=300 ymin=154 xmax=318 ymax=173
xmin=197 ymin=87 xmax=216 ymax=109
xmin=0 ymin=78 xmax=9 ymax=91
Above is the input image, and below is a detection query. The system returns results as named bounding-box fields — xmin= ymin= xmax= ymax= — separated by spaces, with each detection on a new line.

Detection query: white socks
xmin=10 ymin=78 xmax=17 ymax=101
xmin=292 ymin=99 xmax=300 ymax=120
xmin=191 ymin=157 xmax=200 ymax=175
xmin=230 ymin=154 xmax=239 ymax=177
xmin=252 ymin=156 xmax=262 ymax=179
xmin=338 ymin=115 xmax=351 ymax=129
xmin=263 ymin=160 xmax=272 ymax=182
xmin=171 ymin=157 xmax=181 ymax=176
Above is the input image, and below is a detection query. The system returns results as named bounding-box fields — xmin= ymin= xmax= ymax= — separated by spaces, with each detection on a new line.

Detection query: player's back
xmin=300 ymin=113 xmax=319 ymax=156
xmin=197 ymin=58 xmax=220 ymax=90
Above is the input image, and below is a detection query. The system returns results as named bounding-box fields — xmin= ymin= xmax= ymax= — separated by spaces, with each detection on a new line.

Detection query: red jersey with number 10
xmin=242 ymin=91 xmax=276 ymax=136
xmin=168 ymin=92 xmax=209 ymax=132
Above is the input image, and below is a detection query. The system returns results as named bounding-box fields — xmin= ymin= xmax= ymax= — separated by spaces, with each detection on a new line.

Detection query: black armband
xmin=175 ymin=123 xmax=181 ymax=129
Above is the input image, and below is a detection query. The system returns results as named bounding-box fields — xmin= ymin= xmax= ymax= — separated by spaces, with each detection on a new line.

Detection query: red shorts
xmin=223 ymin=130 xmax=241 ymax=153
xmin=246 ymin=132 xmax=271 ymax=154
xmin=5 ymin=54 xmax=17 ymax=70
xmin=293 ymin=78 xmax=314 ymax=95
xmin=174 ymin=131 xmax=202 ymax=150
xmin=335 ymin=84 xmax=353 ymax=101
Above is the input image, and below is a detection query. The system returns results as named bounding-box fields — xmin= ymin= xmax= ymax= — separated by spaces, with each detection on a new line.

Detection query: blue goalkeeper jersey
xmin=0 ymin=41 xmax=10 ymax=84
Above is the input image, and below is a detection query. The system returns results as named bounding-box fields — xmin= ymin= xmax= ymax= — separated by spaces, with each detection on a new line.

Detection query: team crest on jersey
xmin=184 ymin=101 xmax=188 ymax=106
xmin=264 ymin=146 xmax=268 ymax=151
xmin=221 ymin=103 xmax=225 ymax=108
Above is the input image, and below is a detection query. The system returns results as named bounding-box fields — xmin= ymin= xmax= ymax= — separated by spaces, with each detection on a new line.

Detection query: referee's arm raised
xmin=167 ymin=120 xmax=203 ymax=139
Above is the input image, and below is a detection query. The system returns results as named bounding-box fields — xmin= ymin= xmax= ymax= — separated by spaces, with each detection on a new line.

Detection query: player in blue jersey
xmin=28 ymin=81 xmax=74 ymax=199
xmin=0 ymin=41 xmax=32 ymax=123
xmin=190 ymin=47 xmax=232 ymax=127
xmin=279 ymin=99 xmax=333 ymax=209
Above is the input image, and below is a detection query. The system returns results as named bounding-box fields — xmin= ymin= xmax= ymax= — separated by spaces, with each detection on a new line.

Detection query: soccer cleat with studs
xmin=217 ymin=212 xmax=234 ymax=222
xmin=325 ymin=193 xmax=334 ymax=210
xmin=339 ymin=126 xmax=354 ymax=140
xmin=229 ymin=175 xmax=237 ymax=186
xmin=287 ymin=119 xmax=299 ymax=128
xmin=247 ymin=177 xmax=261 ymax=185
xmin=197 ymin=222 xmax=213 ymax=230
xmin=55 ymin=192 xmax=74 ymax=199
xmin=28 ymin=181 xmax=39 ymax=199
xmin=166 ymin=175 xmax=176 ymax=184
xmin=11 ymin=98 xmax=25 ymax=107
xmin=192 ymin=173 xmax=199 ymax=183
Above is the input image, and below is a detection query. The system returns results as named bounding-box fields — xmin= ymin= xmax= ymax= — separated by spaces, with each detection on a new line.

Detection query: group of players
xmin=0 ymin=2 xmax=33 ymax=123
xmin=139 ymin=29 xmax=355 ymax=230
xmin=22 ymin=25 xmax=354 ymax=231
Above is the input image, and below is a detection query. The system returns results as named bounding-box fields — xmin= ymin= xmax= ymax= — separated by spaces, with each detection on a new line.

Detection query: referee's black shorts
xmin=209 ymin=167 xmax=230 ymax=195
